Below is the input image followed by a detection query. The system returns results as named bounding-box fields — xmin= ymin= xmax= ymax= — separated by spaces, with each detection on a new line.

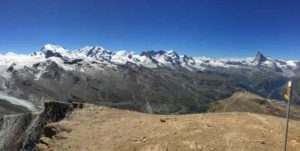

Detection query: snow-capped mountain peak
xmin=140 ymin=50 xmax=181 ymax=68
xmin=252 ymin=51 xmax=268 ymax=65
xmin=76 ymin=46 xmax=110 ymax=56
xmin=33 ymin=44 xmax=71 ymax=60
xmin=75 ymin=46 xmax=112 ymax=61
xmin=0 ymin=44 xmax=299 ymax=78
xmin=41 ymin=44 xmax=68 ymax=53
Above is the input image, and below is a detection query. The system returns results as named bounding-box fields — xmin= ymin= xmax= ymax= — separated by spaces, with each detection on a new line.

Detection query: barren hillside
xmin=209 ymin=91 xmax=300 ymax=120
xmin=36 ymin=105 xmax=300 ymax=151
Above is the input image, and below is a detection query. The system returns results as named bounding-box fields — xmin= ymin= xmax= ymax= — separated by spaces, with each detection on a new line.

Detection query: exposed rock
xmin=252 ymin=51 xmax=267 ymax=65
xmin=160 ymin=119 xmax=166 ymax=123
xmin=44 ymin=126 xmax=60 ymax=138
xmin=43 ymin=102 xmax=73 ymax=122
xmin=64 ymin=59 xmax=83 ymax=65
xmin=0 ymin=101 xmax=73 ymax=151
xmin=72 ymin=102 xmax=84 ymax=109
xmin=35 ymin=143 xmax=48 ymax=151
xmin=7 ymin=64 xmax=14 ymax=72
xmin=39 ymin=136 xmax=51 ymax=145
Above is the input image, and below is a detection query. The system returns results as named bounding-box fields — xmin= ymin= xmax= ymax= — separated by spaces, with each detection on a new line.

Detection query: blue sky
xmin=0 ymin=0 xmax=299 ymax=59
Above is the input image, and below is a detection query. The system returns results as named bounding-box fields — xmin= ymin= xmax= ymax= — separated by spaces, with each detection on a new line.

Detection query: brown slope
xmin=35 ymin=105 xmax=300 ymax=151
xmin=209 ymin=91 xmax=300 ymax=120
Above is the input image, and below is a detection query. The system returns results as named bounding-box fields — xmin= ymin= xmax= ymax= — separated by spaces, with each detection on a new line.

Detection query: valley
xmin=0 ymin=44 xmax=299 ymax=114
xmin=1 ymin=1 xmax=299 ymax=150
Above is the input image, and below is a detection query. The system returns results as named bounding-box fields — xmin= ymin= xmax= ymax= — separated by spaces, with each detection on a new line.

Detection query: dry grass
xmin=36 ymin=105 xmax=300 ymax=151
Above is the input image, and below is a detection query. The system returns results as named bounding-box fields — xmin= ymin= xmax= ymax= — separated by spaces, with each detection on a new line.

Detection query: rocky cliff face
xmin=0 ymin=102 xmax=73 ymax=151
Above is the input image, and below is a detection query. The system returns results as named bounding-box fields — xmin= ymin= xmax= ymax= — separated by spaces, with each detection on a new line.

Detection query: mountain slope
xmin=209 ymin=91 xmax=300 ymax=120
xmin=0 ymin=99 xmax=30 ymax=116
xmin=0 ymin=44 xmax=299 ymax=114
xmin=35 ymin=105 xmax=300 ymax=151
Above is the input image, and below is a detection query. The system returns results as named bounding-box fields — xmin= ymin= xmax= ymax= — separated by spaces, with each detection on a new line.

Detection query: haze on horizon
xmin=0 ymin=0 xmax=299 ymax=60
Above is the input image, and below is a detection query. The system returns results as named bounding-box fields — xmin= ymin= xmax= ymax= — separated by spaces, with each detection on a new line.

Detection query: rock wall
xmin=0 ymin=102 xmax=73 ymax=151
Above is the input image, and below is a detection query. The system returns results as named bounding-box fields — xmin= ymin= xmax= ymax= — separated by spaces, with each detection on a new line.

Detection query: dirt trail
xmin=36 ymin=105 xmax=300 ymax=151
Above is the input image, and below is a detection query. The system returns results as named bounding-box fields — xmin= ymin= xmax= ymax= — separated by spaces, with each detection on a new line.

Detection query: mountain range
xmin=0 ymin=44 xmax=299 ymax=114
xmin=2 ymin=44 xmax=299 ymax=75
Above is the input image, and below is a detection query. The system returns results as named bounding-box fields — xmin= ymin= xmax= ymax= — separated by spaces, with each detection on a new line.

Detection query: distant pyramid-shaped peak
xmin=252 ymin=51 xmax=267 ymax=64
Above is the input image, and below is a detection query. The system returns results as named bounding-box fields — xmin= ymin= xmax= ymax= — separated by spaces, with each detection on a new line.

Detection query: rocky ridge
xmin=0 ymin=101 xmax=74 ymax=151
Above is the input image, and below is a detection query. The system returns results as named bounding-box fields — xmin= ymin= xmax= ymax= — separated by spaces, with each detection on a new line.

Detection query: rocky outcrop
xmin=0 ymin=101 xmax=74 ymax=151
xmin=0 ymin=113 xmax=33 ymax=150
xmin=43 ymin=102 xmax=73 ymax=122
